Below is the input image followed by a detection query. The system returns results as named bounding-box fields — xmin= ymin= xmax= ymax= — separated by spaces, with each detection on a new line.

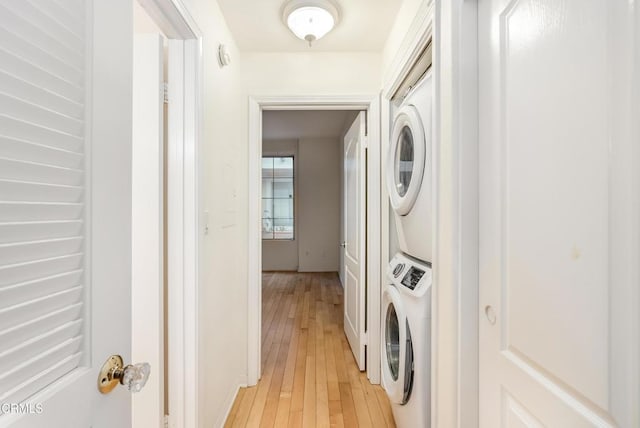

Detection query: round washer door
xmin=386 ymin=105 xmax=426 ymax=216
xmin=381 ymin=285 xmax=410 ymax=404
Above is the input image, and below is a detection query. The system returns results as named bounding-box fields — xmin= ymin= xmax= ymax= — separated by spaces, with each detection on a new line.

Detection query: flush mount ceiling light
xmin=283 ymin=0 xmax=340 ymax=46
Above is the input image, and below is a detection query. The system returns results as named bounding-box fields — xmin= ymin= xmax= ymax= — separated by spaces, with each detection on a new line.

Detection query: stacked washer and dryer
xmin=381 ymin=70 xmax=433 ymax=428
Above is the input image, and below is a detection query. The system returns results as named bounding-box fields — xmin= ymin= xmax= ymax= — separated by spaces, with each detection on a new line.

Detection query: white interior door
xmin=479 ymin=0 xmax=640 ymax=426
xmin=0 ymin=0 xmax=135 ymax=426
xmin=132 ymin=34 xmax=164 ymax=428
xmin=342 ymin=112 xmax=367 ymax=370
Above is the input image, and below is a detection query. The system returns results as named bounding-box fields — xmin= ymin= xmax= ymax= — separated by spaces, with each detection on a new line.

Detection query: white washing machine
xmin=386 ymin=71 xmax=433 ymax=263
xmin=381 ymin=252 xmax=432 ymax=428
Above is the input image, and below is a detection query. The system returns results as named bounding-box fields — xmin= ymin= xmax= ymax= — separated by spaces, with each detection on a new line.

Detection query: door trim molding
xmin=432 ymin=1 xmax=479 ymax=427
xmin=136 ymin=1 xmax=202 ymax=427
xmin=247 ymin=95 xmax=382 ymax=385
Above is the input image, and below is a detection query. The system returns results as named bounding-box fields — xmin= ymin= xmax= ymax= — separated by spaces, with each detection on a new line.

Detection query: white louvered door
xmin=0 ymin=0 xmax=133 ymax=427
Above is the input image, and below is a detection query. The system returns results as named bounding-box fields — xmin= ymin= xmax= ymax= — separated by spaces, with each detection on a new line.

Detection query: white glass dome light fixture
xmin=283 ymin=0 xmax=340 ymax=46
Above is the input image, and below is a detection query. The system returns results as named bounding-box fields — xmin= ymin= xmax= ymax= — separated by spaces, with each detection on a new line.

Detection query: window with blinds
xmin=0 ymin=0 xmax=86 ymax=405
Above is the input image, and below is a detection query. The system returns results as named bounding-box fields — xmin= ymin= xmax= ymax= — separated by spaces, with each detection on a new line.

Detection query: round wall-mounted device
xmin=218 ymin=44 xmax=231 ymax=67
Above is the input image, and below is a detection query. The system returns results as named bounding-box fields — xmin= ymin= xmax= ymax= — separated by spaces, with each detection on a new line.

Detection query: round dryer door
xmin=386 ymin=105 xmax=426 ymax=216
xmin=381 ymin=285 xmax=414 ymax=405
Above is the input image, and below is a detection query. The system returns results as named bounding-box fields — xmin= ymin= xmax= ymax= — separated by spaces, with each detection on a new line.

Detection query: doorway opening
xmin=130 ymin=0 xmax=202 ymax=426
xmin=231 ymin=103 xmax=392 ymax=424
xmin=247 ymin=96 xmax=383 ymax=391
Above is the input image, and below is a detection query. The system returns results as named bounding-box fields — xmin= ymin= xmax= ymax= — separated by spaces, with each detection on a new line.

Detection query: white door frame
xmin=381 ymin=0 xmax=480 ymax=426
xmin=432 ymin=0 xmax=479 ymax=426
xmin=135 ymin=1 xmax=202 ymax=427
xmin=248 ymin=95 xmax=382 ymax=385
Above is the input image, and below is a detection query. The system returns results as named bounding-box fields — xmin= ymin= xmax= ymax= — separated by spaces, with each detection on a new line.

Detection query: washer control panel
xmin=388 ymin=252 xmax=432 ymax=293
xmin=400 ymin=266 xmax=426 ymax=290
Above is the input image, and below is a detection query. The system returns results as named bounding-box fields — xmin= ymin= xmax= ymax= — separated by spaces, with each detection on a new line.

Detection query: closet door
xmin=478 ymin=0 xmax=639 ymax=426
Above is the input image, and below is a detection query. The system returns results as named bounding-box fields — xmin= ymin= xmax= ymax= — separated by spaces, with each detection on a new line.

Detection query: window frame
xmin=261 ymin=155 xmax=295 ymax=241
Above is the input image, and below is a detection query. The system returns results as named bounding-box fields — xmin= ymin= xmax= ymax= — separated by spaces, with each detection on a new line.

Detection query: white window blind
xmin=0 ymin=0 xmax=86 ymax=405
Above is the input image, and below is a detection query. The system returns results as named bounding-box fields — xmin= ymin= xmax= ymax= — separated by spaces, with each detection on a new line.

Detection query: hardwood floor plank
xmin=272 ymin=395 xmax=291 ymax=428
xmin=231 ymin=386 xmax=258 ymax=428
xmin=260 ymin=298 xmax=296 ymax=427
xmin=328 ymin=400 xmax=345 ymax=428
xmin=315 ymin=291 xmax=330 ymax=427
xmin=338 ymin=382 xmax=358 ymax=428
xmin=289 ymin=328 xmax=307 ymax=414
xmin=360 ymin=372 xmax=388 ymax=428
xmin=224 ymin=388 xmax=246 ymax=428
xmin=302 ymin=355 xmax=316 ymax=428
xmin=247 ymin=287 xmax=295 ymax=426
xmin=225 ymin=272 xmax=395 ymax=428
xmin=375 ymin=387 xmax=397 ymax=428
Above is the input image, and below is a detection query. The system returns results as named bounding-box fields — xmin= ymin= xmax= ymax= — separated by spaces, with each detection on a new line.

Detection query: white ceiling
xmin=263 ymin=110 xmax=359 ymax=140
xmin=217 ymin=0 xmax=402 ymax=52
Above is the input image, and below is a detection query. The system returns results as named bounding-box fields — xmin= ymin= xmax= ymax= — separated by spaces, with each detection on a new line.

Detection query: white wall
xmin=382 ymin=0 xmax=425 ymax=78
xmin=242 ymin=52 xmax=382 ymax=95
xmin=297 ymin=138 xmax=341 ymax=272
xmin=177 ymin=2 xmax=384 ymax=425
xmin=262 ymin=140 xmax=298 ymax=271
xmin=176 ymin=1 xmax=248 ymax=426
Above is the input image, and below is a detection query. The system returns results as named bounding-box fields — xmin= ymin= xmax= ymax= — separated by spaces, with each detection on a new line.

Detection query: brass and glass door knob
xmin=98 ymin=355 xmax=151 ymax=394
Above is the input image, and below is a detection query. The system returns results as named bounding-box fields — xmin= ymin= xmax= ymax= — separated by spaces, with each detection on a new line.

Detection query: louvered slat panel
xmin=0 ymin=50 xmax=83 ymax=104
xmin=0 ymin=352 xmax=82 ymax=405
xmin=0 ymin=236 xmax=82 ymax=268
xmin=0 ymin=137 xmax=83 ymax=169
xmin=50 ymin=0 xmax=85 ymax=25
xmin=0 ymin=116 xmax=84 ymax=152
xmin=0 ymin=26 xmax=83 ymax=86
xmin=0 ymin=221 xmax=83 ymax=244
xmin=0 ymin=179 xmax=83 ymax=202
xmin=0 ymin=0 xmax=86 ymax=405
xmin=0 ymin=270 xmax=82 ymax=307
xmin=0 ymin=0 xmax=84 ymax=54
xmin=0 ymin=202 xmax=83 ymax=222
xmin=0 ymin=337 xmax=82 ymax=395
xmin=0 ymin=287 xmax=82 ymax=331
xmin=0 ymin=71 xmax=83 ymax=120
xmin=26 ymin=0 xmax=83 ymax=39
xmin=0 ymin=158 xmax=83 ymax=185
xmin=0 ymin=254 xmax=83 ymax=287
xmin=0 ymin=320 xmax=82 ymax=373
xmin=0 ymin=94 xmax=83 ymax=137
xmin=0 ymin=3 xmax=82 ymax=70
xmin=0 ymin=303 xmax=82 ymax=350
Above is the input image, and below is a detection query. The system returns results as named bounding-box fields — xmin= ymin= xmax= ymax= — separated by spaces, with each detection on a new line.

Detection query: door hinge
xmin=362 ymin=332 xmax=368 ymax=345
xmin=163 ymin=82 xmax=169 ymax=104
xmin=363 ymin=137 xmax=369 ymax=150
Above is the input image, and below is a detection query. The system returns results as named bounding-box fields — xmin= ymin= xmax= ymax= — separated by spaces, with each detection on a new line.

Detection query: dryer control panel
xmin=387 ymin=252 xmax=432 ymax=293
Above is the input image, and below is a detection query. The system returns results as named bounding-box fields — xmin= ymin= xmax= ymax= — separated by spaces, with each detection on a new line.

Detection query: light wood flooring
xmin=225 ymin=272 xmax=396 ymax=428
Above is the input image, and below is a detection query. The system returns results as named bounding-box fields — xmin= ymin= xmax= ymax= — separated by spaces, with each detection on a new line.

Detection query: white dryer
xmin=381 ymin=252 xmax=432 ymax=428
xmin=386 ymin=71 xmax=433 ymax=263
